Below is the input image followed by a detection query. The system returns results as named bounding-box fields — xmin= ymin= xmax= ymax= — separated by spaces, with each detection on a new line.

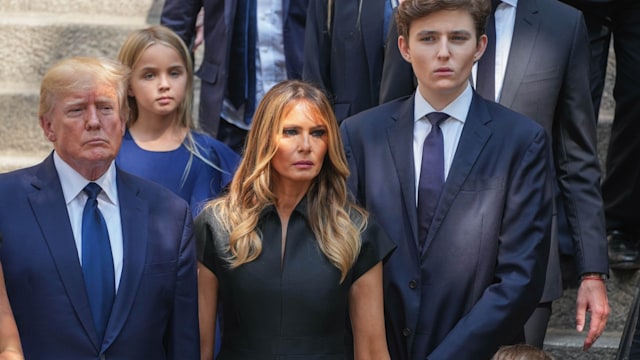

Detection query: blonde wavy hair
xmin=206 ymin=80 xmax=367 ymax=282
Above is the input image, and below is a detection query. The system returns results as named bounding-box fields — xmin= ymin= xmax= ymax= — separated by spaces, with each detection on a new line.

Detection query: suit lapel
xmin=500 ymin=0 xmax=540 ymax=107
xmin=387 ymin=97 xmax=421 ymax=249
xmin=27 ymin=155 xmax=100 ymax=350
xmin=102 ymin=169 xmax=148 ymax=350
xmin=422 ymin=94 xmax=492 ymax=255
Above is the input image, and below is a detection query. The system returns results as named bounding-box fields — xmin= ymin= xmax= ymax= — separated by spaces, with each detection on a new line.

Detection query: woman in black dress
xmin=195 ymin=80 xmax=395 ymax=359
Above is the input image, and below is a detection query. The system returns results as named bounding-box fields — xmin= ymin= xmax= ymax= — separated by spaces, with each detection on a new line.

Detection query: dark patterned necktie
xmin=82 ymin=182 xmax=115 ymax=342
xmin=417 ymin=112 xmax=449 ymax=248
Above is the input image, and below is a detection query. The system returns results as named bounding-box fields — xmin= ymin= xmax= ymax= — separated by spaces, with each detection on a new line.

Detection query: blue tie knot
xmin=426 ymin=112 xmax=449 ymax=127
xmin=84 ymin=183 xmax=102 ymax=200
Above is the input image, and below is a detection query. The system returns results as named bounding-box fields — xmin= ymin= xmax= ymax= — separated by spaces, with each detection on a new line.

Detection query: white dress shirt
xmin=53 ymin=152 xmax=124 ymax=292
xmin=493 ymin=0 xmax=517 ymax=101
xmin=222 ymin=0 xmax=287 ymax=129
xmin=413 ymin=84 xmax=473 ymax=204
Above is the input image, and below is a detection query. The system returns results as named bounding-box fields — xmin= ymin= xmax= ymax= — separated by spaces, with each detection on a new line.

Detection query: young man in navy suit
xmin=0 ymin=57 xmax=199 ymax=359
xmin=379 ymin=0 xmax=610 ymax=350
xmin=341 ymin=0 xmax=552 ymax=358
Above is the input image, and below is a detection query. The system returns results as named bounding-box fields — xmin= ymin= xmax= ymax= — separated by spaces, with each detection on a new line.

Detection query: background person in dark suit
xmin=558 ymin=0 xmax=640 ymax=270
xmin=379 ymin=0 xmax=610 ymax=349
xmin=340 ymin=0 xmax=552 ymax=358
xmin=303 ymin=0 xmax=400 ymax=122
xmin=0 ymin=57 xmax=199 ymax=359
xmin=161 ymin=0 xmax=234 ymax=136
xmin=161 ymin=0 xmax=309 ymax=153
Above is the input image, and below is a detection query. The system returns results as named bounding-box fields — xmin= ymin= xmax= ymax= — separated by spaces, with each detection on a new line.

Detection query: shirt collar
xmin=53 ymin=151 xmax=119 ymax=206
xmin=414 ymin=83 xmax=473 ymax=124
xmin=501 ymin=0 xmax=517 ymax=8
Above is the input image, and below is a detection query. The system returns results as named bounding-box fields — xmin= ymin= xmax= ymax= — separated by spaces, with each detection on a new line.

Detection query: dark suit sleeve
xmin=553 ymin=13 xmax=608 ymax=275
xmin=429 ymin=129 xmax=552 ymax=359
xmin=379 ymin=14 xmax=416 ymax=104
xmin=303 ymin=0 xmax=333 ymax=98
xmin=167 ymin=206 xmax=200 ymax=359
xmin=160 ymin=0 xmax=203 ymax=46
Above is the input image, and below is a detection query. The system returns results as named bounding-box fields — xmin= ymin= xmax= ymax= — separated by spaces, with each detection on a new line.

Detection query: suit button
xmin=402 ymin=328 xmax=411 ymax=337
xmin=409 ymin=280 xmax=417 ymax=289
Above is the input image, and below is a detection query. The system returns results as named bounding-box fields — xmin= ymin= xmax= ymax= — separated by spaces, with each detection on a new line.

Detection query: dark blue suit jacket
xmin=341 ymin=93 xmax=552 ymax=359
xmin=303 ymin=0 xmax=388 ymax=121
xmin=0 ymin=154 xmax=199 ymax=359
xmin=162 ymin=0 xmax=308 ymax=134
xmin=379 ymin=0 xmax=608 ymax=302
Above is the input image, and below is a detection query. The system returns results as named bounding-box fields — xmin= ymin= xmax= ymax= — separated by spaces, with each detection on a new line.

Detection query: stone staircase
xmin=0 ymin=1 xmax=632 ymax=359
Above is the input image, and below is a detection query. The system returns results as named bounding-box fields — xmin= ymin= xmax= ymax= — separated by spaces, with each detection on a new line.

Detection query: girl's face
xmin=128 ymin=43 xmax=187 ymax=120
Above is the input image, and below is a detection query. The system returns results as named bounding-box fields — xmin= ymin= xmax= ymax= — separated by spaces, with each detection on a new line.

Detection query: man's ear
xmin=398 ymin=35 xmax=412 ymax=63
xmin=474 ymin=34 xmax=488 ymax=63
xmin=40 ymin=115 xmax=56 ymax=142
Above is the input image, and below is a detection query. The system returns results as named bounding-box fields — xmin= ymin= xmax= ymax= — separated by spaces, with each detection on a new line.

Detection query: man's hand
xmin=576 ymin=277 xmax=610 ymax=351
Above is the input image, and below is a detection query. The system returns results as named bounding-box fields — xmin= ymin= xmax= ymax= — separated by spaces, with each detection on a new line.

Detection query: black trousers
xmin=563 ymin=0 xmax=640 ymax=234
xmin=524 ymin=302 xmax=552 ymax=348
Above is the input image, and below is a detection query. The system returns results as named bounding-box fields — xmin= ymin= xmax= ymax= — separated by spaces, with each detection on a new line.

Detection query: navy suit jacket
xmin=162 ymin=0 xmax=308 ymax=134
xmin=303 ymin=0 xmax=388 ymax=122
xmin=341 ymin=93 xmax=552 ymax=359
xmin=0 ymin=154 xmax=199 ymax=359
xmin=379 ymin=0 xmax=607 ymax=301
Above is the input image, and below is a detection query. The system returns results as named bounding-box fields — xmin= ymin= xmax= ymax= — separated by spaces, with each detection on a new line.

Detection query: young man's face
xmin=399 ymin=9 xmax=487 ymax=108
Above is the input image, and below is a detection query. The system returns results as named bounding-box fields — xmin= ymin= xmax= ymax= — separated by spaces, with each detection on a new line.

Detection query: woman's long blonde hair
xmin=206 ymin=80 xmax=366 ymax=282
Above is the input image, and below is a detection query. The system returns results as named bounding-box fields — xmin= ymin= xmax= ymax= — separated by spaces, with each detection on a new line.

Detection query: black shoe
xmin=609 ymin=229 xmax=640 ymax=270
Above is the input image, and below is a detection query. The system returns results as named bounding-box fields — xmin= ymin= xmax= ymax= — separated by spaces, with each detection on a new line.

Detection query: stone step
xmin=544 ymin=328 xmax=620 ymax=359
xmin=0 ymin=18 xmax=149 ymax=87
xmin=0 ymin=1 xmax=155 ymax=17
xmin=598 ymin=111 xmax=614 ymax=176
xmin=0 ymin=90 xmax=53 ymax=157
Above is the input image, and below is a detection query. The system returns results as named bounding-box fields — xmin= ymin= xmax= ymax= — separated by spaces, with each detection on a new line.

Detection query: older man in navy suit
xmin=341 ymin=0 xmax=552 ymax=358
xmin=0 ymin=57 xmax=199 ymax=359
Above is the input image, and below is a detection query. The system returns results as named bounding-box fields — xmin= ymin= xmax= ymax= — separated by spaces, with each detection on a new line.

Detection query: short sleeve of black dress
xmin=194 ymin=206 xmax=226 ymax=276
xmin=350 ymin=216 xmax=396 ymax=282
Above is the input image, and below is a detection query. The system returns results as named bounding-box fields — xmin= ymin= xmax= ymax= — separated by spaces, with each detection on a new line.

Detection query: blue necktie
xmin=82 ymin=182 xmax=115 ymax=342
xmin=417 ymin=112 xmax=448 ymax=248
xmin=476 ymin=0 xmax=501 ymax=101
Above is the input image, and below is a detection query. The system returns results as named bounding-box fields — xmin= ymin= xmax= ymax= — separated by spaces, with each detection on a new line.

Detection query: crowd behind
xmin=0 ymin=0 xmax=639 ymax=359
